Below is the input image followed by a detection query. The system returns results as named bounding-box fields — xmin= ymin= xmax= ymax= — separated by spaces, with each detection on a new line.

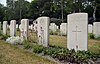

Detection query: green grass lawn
xmin=2 ymin=31 xmax=99 ymax=64
xmin=0 ymin=40 xmax=56 ymax=64
xmin=28 ymin=31 xmax=100 ymax=54
xmin=50 ymin=35 xmax=100 ymax=54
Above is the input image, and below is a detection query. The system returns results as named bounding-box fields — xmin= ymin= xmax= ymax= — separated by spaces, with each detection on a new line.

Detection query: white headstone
xmin=37 ymin=17 xmax=50 ymax=47
xmin=10 ymin=20 xmax=16 ymax=37
xmin=67 ymin=13 xmax=88 ymax=51
xmin=30 ymin=24 xmax=33 ymax=30
xmin=16 ymin=24 xmax=18 ymax=29
xmin=19 ymin=24 xmax=21 ymax=30
xmin=33 ymin=21 xmax=38 ymax=32
xmin=3 ymin=21 xmax=7 ymax=35
xmin=29 ymin=25 xmax=31 ymax=30
xmin=7 ymin=24 xmax=10 ymax=29
xmin=20 ymin=19 xmax=29 ymax=40
xmin=50 ymin=23 xmax=57 ymax=32
xmin=93 ymin=22 xmax=100 ymax=38
xmin=57 ymin=26 xmax=59 ymax=30
xmin=88 ymin=24 xmax=93 ymax=33
xmin=60 ymin=23 xmax=67 ymax=35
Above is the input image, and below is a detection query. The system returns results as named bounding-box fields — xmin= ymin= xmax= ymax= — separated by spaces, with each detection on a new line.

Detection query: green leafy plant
xmin=50 ymin=30 xmax=59 ymax=35
xmin=33 ymin=44 xmax=45 ymax=53
xmin=89 ymin=33 xmax=95 ymax=39
xmin=32 ymin=44 xmax=99 ymax=63
xmin=23 ymin=40 xmax=32 ymax=49
xmin=1 ymin=34 xmax=10 ymax=40
xmin=17 ymin=28 xmax=20 ymax=31
xmin=95 ymin=36 xmax=100 ymax=40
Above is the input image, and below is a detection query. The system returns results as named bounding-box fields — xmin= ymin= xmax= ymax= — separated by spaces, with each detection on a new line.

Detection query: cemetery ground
xmin=29 ymin=32 xmax=100 ymax=54
xmin=0 ymin=30 xmax=100 ymax=64
xmin=0 ymin=40 xmax=56 ymax=64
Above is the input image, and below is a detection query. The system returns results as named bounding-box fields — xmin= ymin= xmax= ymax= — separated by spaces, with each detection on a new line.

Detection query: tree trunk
xmin=61 ymin=0 xmax=63 ymax=22
xmin=93 ymin=6 xmax=96 ymax=22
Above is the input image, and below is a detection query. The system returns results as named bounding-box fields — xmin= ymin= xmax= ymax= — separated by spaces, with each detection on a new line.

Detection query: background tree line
xmin=0 ymin=0 xmax=100 ymax=24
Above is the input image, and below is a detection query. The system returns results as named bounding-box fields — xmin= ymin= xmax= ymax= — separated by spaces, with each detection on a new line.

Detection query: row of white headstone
xmin=1 ymin=13 xmax=100 ymax=51
xmin=4 ymin=22 xmax=95 ymax=37
xmin=50 ymin=22 xmax=100 ymax=37
xmin=1 ymin=19 xmax=29 ymax=40
xmin=33 ymin=13 xmax=88 ymax=51
xmin=0 ymin=17 xmax=49 ymax=47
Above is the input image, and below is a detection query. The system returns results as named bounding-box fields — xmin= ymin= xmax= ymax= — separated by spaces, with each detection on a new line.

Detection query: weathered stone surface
xmin=60 ymin=23 xmax=67 ymax=35
xmin=67 ymin=13 xmax=88 ymax=51
xmin=50 ymin=23 xmax=57 ymax=32
xmin=3 ymin=21 xmax=7 ymax=35
xmin=20 ymin=19 xmax=29 ymax=40
xmin=88 ymin=24 xmax=93 ymax=33
xmin=10 ymin=20 xmax=16 ymax=37
xmin=37 ymin=17 xmax=50 ymax=47
xmin=93 ymin=22 xmax=100 ymax=38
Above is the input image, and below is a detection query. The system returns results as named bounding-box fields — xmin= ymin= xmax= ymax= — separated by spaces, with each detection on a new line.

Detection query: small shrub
xmin=23 ymin=40 xmax=31 ymax=49
xmin=50 ymin=30 xmax=59 ymax=35
xmin=17 ymin=28 xmax=20 ymax=31
xmin=0 ymin=32 xmax=2 ymax=36
xmin=89 ymin=33 xmax=95 ymax=39
xmin=32 ymin=44 xmax=99 ymax=63
xmin=1 ymin=34 xmax=10 ymax=40
xmin=95 ymin=36 xmax=100 ymax=40
xmin=33 ymin=44 xmax=45 ymax=53
xmin=50 ymin=30 xmax=53 ymax=35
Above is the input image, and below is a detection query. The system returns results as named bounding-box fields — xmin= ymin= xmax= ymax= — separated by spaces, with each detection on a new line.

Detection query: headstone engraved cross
xmin=67 ymin=13 xmax=88 ymax=51
xmin=72 ymin=26 xmax=82 ymax=50
xmin=72 ymin=26 xmax=81 ymax=41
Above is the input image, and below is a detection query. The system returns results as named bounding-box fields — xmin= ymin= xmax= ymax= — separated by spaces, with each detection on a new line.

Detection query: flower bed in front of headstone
xmin=3 ymin=35 xmax=100 ymax=64
xmin=32 ymin=44 xmax=99 ymax=64
xmin=1 ymin=32 xmax=99 ymax=64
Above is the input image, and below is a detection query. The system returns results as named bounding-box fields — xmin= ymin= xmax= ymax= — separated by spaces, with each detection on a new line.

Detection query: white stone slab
xmin=88 ymin=24 xmax=93 ymax=33
xmin=3 ymin=21 xmax=7 ymax=35
xmin=57 ymin=26 xmax=59 ymax=30
xmin=67 ymin=13 xmax=88 ymax=51
xmin=29 ymin=25 xmax=31 ymax=29
xmin=37 ymin=17 xmax=50 ymax=47
xmin=7 ymin=24 xmax=10 ymax=29
xmin=10 ymin=20 xmax=16 ymax=37
xmin=33 ymin=21 xmax=38 ymax=32
xmin=31 ymin=24 xmax=33 ymax=30
xmin=16 ymin=24 xmax=18 ymax=29
xmin=50 ymin=23 xmax=57 ymax=32
xmin=19 ymin=24 xmax=21 ymax=30
xmin=60 ymin=23 xmax=67 ymax=35
xmin=20 ymin=19 xmax=29 ymax=40
xmin=93 ymin=22 xmax=100 ymax=38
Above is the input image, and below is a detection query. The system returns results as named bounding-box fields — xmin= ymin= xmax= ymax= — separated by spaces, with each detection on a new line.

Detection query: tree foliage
xmin=0 ymin=0 xmax=99 ymax=23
